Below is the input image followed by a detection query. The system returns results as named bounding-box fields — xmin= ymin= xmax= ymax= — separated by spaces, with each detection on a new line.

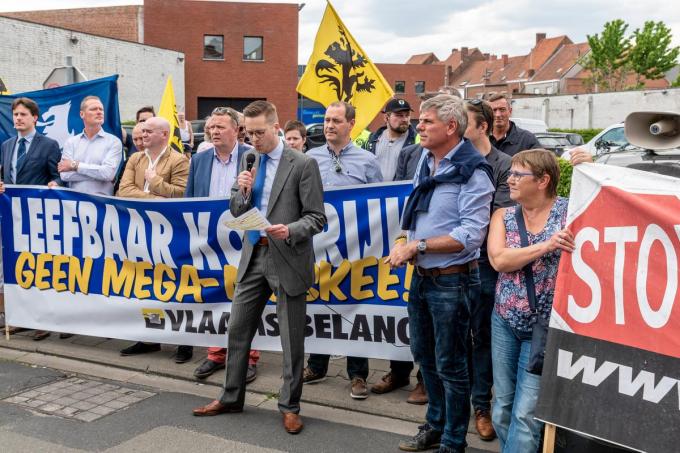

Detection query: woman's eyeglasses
xmin=507 ymin=170 xmax=535 ymax=180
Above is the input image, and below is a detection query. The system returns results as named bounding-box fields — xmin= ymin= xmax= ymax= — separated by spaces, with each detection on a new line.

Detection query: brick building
xmin=2 ymin=6 xmax=144 ymax=43
xmin=368 ymin=63 xmax=444 ymax=130
xmin=0 ymin=15 xmax=184 ymax=121
xmin=3 ymin=1 xmax=299 ymax=123
xmin=406 ymin=33 xmax=671 ymax=98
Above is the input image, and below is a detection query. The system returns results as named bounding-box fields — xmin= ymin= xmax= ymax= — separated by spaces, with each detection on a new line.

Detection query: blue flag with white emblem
xmin=0 ymin=75 xmax=121 ymax=148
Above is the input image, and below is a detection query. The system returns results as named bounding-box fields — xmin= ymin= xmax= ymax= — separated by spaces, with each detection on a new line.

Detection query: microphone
xmin=245 ymin=153 xmax=256 ymax=172
xmin=243 ymin=153 xmax=256 ymax=197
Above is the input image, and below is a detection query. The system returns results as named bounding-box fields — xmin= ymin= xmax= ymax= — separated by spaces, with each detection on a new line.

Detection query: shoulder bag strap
xmin=515 ymin=207 xmax=539 ymax=314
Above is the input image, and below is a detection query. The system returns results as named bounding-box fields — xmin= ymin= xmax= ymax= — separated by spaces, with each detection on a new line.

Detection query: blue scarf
xmin=401 ymin=139 xmax=493 ymax=231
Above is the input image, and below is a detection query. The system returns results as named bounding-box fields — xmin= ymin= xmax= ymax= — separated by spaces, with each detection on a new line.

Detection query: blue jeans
xmin=408 ymin=269 xmax=479 ymax=451
xmin=468 ymin=259 xmax=496 ymax=411
xmin=491 ymin=311 xmax=542 ymax=453
xmin=307 ymin=354 xmax=368 ymax=380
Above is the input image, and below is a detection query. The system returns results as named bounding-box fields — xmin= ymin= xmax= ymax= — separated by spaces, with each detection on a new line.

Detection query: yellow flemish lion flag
xmin=158 ymin=76 xmax=183 ymax=152
xmin=296 ymin=1 xmax=393 ymax=139
xmin=0 ymin=77 xmax=10 ymax=95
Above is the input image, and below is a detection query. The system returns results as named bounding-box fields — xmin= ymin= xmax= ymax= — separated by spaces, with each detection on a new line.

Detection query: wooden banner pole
xmin=542 ymin=424 xmax=557 ymax=453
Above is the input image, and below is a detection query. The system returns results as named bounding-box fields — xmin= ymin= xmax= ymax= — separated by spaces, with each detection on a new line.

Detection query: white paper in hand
xmin=223 ymin=208 xmax=271 ymax=230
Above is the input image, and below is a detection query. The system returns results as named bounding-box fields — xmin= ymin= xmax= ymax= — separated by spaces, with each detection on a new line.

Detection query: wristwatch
xmin=417 ymin=239 xmax=427 ymax=255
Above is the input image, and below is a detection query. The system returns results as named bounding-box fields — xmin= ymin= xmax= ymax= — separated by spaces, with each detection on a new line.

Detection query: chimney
xmin=502 ymin=54 xmax=508 ymax=66
xmin=461 ymin=47 xmax=468 ymax=58
xmin=536 ymin=33 xmax=546 ymax=44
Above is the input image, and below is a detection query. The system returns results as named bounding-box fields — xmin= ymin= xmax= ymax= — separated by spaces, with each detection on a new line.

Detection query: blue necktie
xmin=246 ymin=154 xmax=269 ymax=245
xmin=15 ymin=138 xmax=27 ymax=179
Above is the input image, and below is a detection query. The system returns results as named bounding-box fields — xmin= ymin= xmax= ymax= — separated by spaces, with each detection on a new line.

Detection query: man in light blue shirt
xmin=58 ymin=96 xmax=122 ymax=196
xmin=387 ymin=94 xmax=494 ymax=453
xmin=306 ymin=102 xmax=382 ymax=187
xmin=304 ymin=101 xmax=382 ymax=401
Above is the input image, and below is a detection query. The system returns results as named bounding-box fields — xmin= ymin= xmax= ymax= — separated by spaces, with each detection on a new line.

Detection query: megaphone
xmin=625 ymin=111 xmax=680 ymax=150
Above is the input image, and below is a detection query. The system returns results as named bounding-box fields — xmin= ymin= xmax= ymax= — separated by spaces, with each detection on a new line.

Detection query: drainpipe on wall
xmin=542 ymin=97 xmax=550 ymax=127
xmin=587 ymin=96 xmax=593 ymax=129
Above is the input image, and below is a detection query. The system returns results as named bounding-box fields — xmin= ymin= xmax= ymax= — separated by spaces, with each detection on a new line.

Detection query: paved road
xmin=0 ymin=360 xmax=491 ymax=452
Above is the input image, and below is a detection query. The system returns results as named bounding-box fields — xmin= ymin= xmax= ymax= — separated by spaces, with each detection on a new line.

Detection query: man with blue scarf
xmin=386 ymin=94 xmax=494 ymax=453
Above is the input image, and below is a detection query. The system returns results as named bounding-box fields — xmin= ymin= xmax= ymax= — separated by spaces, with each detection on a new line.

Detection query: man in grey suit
xmin=192 ymin=101 xmax=326 ymax=434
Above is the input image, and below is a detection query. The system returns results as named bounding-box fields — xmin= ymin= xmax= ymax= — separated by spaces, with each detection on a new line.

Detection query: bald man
xmin=131 ymin=123 xmax=145 ymax=152
xmin=117 ymin=117 xmax=189 ymax=199
xmin=116 ymin=117 xmax=192 ymax=361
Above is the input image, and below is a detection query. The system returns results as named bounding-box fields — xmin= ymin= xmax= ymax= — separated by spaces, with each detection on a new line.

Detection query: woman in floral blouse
xmin=487 ymin=149 xmax=575 ymax=453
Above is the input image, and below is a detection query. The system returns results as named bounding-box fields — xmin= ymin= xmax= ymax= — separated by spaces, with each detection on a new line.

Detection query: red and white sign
xmin=551 ymin=164 xmax=680 ymax=359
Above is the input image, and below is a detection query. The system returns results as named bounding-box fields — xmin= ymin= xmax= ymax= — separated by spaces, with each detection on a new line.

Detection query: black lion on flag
xmin=314 ymin=27 xmax=377 ymax=103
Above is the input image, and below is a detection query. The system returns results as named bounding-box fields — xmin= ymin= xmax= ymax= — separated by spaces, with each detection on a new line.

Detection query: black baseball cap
xmin=383 ymin=98 xmax=413 ymax=113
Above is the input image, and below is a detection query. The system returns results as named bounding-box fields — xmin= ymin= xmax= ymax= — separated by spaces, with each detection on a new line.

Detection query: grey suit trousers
xmin=219 ymin=245 xmax=307 ymax=413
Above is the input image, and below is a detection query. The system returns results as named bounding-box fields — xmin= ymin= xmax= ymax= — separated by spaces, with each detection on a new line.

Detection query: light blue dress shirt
xmin=258 ymin=140 xmax=284 ymax=236
xmin=60 ymin=129 xmax=123 ymax=196
xmin=409 ymin=142 xmax=494 ymax=268
xmin=208 ymin=142 xmax=239 ymax=197
xmin=10 ymin=129 xmax=36 ymax=183
xmin=306 ymin=142 xmax=382 ymax=187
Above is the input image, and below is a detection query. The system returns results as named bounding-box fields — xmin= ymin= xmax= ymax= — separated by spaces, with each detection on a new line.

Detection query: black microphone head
xmin=245 ymin=153 xmax=256 ymax=171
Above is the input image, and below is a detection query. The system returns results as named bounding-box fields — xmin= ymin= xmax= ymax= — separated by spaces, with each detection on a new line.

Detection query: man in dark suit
xmin=192 ymin=101 xmax=326 ymax=435
xmin=1 ymin=97 xmax=62 ymax=341
xmin=185 ymin=107 xmax=260 ymax=381
xmin=1 ymin=97 xmax=61 ymax=187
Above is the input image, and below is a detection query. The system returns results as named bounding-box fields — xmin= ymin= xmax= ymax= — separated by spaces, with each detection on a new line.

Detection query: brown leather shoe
xmin=475 ymin=409 xmax=496 ymax=441
xmin=282 ymin=412 xmax=303 ymax=434
xmin=371 ymin=372 xmax=410 ymax=394
xmin=33 ymin=330 xmax=51 ymax=341
xmin=406 ymin=382 xmax=428 ymax=405
xmin=192 ymin=399 xmax=242 ymax=416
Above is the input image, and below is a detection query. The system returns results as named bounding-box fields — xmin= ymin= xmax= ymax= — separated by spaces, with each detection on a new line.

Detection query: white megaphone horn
xmin=624 ymin=111 xmax=680 ymax=150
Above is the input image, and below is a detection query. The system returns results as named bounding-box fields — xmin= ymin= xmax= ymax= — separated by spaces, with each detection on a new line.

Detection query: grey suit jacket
xmin=230 ymin=146 xmax=326 ymax=296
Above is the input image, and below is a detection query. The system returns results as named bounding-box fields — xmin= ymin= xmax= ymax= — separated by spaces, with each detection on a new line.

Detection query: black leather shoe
xmin=174 ymin=345 xmax=193 ymax=364
xmin=120 ymin=342 xmax=161 ymax=356
xmin=193 ymin=359 xmax=225 ymax=379
xmin=59 ymin=333 xmax=74 ymax=339
xmin=245 ymin=364 xmax=257 ymax=384
xmin=399 ymin=423 xmax=441 ymax=451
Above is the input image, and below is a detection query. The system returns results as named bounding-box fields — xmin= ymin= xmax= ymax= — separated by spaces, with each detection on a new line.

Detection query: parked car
xmin=535 ymin=132 xmax=583 ymax=157
xmin=590 ymin=112 xmax=680 ymax=178
xmin=594 ymin=142 xmax=680 ymax=178
xmin=191 ymin=119 xmax=206 ymax=150
xmin=563 ymin=122 xmax=626 ymax=161
xmin=305 ymin=123 xmax=326 ymax=150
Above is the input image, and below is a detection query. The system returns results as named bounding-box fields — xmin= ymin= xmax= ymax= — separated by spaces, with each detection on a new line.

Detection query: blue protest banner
xmin=0 ymin=75 xmax=121 ymax=148
xmin=0 ymin=182 xmax=414 ymax=360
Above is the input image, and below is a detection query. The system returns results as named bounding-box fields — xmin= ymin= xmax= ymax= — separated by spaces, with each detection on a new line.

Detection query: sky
xmin=2 ymin=0 xmax=679 ymax=64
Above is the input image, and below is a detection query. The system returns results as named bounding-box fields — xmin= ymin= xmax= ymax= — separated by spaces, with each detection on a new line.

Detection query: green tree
xmin=672 ymin=74 xmax=680 ymax=88
xmin=580 ymin=19 xmax=632 ymax=92
xmin=629 ymin=21 xmax=679 ymax=87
